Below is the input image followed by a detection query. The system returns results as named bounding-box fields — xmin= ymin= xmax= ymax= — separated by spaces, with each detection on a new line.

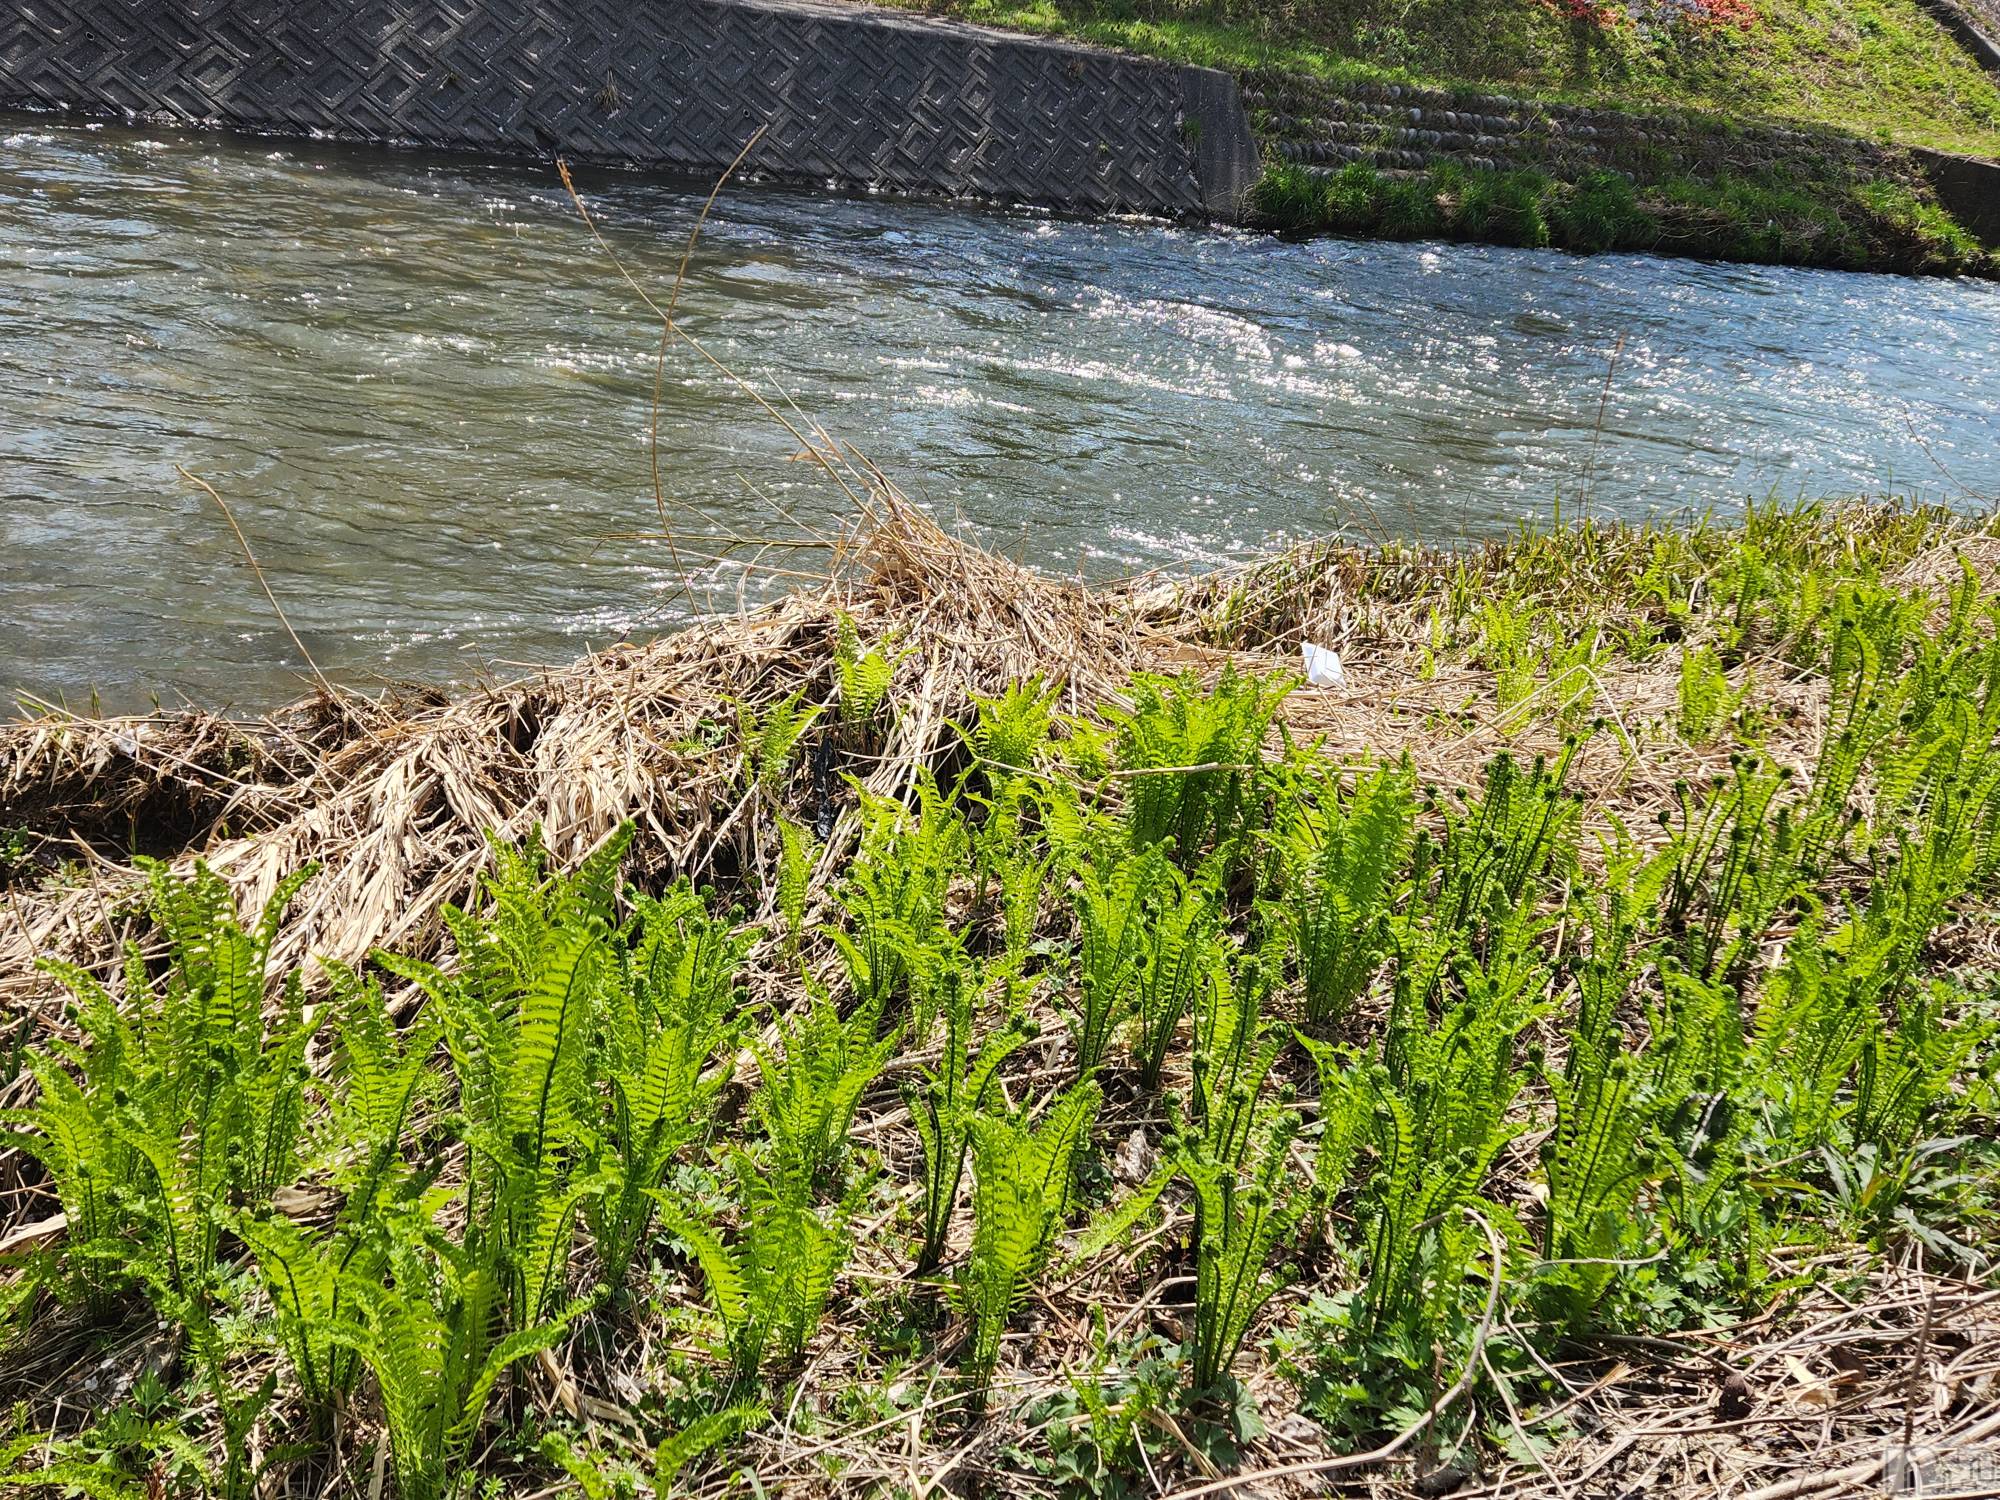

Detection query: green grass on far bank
xmin=882 ymin=0 xmax=2000 ymax=159
xmin=1254 ymin=158 xmax=1997 ymax=275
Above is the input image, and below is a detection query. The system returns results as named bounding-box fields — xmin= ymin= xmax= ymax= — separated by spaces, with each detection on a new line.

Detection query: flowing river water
xmin=5 ymin=117 xmax=1999 ymax=711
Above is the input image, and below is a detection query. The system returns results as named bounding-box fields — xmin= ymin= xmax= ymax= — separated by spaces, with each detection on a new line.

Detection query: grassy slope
xmin=1251 ymin=157 xmax=1996 ymax=275
xmin=883 ymin=0 xmax=2000 ymax=157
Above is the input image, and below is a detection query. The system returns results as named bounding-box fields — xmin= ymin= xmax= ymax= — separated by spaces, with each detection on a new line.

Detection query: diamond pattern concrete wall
xmin=0 ymin=0 xmax=1261 ymax=219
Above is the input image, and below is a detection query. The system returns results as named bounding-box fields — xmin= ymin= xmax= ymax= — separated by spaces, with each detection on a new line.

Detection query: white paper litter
xmin=1301 ymin=642 xmax=1347 ymax=688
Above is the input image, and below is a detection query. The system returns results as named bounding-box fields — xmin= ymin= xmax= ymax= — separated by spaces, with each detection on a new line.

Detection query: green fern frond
xmin=906 ymin=960 xmax=1030 ymax=1275
xmin=1068 ymin=842 xmax=1171 ymax=1079
xmin=18 ymin=862 xmax=322 ymax=1309
xmin=959 ymin=1080 xmax=1101 ymax=1403
xmin=835 ymin=614 xmax=905 ymax=731
xmin=653 ymin=1402 xmax=767 ymax=1492
xmin=753 ymin=987 xmax=899 ymax=1196
xmin=739 ymin=690 xmax=824 ymax=798
xmin=1109 ymin=665 xmax=1290 ymax=872
xmin=1270 ymin=758 xmax=1415 ymax=1026
xmin=1182 ymin=1113 xmax=1303 ymax=1392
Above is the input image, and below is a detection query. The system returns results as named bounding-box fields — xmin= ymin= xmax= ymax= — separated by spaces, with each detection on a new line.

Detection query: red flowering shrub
xmin=1542 ymin=0 xmax=1758 ymax=30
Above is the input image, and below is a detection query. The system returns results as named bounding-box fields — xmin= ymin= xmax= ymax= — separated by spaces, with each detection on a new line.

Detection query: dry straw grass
xmin=0 ymin=483 xmax=1099 ymax=1005
xmin=0 ymin=488 xmax=1740 ymax=1016
xmin=12 ymin=475 xmax=1998 ymax=1027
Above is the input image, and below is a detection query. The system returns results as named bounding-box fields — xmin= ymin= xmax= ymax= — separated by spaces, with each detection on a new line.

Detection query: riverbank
xmin=20 ymin=115 xmax=2000 ymax=716
xmin=1253 ymin=155 xmax=1992 ymax=273
xmin=880 ymin=0 xmax=2000 ymax=157
xmin=873 ymin=0 xmax=2000 ymax=272
xmin=3 ymin=492 xmax=1998 ymax=1497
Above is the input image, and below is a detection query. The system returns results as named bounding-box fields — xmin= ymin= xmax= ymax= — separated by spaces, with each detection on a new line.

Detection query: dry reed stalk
xmin=0 ymin=481 xmax=1133 ymax=1014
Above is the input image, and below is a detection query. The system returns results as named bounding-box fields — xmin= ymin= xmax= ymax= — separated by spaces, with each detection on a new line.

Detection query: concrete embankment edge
xmin=1248 ymin=69 xmax=2000 ymax=251
xmin=1913 ymin=149 xmax=2000 ymax=247
xmin=1916 ymin=0 xmax=2000 ymax=75
xmin=0 ymin=0 xmax=1262 ymax=220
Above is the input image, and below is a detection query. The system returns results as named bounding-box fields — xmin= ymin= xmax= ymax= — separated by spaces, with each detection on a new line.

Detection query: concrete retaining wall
xmin=1247 ymin=69 xmax=2000 ymax=250
xmin=1915 ymin=0 xmax=2000 ymax=75
xmin=4 ymin=0 xmax=1990 ymax=249
xmin=0 ymin=0 xmax=1262 ymax=220
xmin=1246 ymin=71 xmax=1893 ymax=188
xmin=1915 ymin=149 xmax=2000 ymax=248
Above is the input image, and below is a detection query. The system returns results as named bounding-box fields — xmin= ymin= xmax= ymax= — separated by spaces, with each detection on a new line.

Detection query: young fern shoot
xmin=1182 ymin=1113 xmax=1304 ymax=1394
xmin=331 ymin=1203 xmax=592 ymax=1500
xmin=906 ymin=958 xmax=1032 ymax=1275
xmin=1271 ymin=758 xmax=1415 ymax=1027
xmin=14 ymin=861 xmax=320 ymax=1308
xmin=375 ymin=825 xmax=631 ymax=1327
xmin=589 ymin=882 xmax=751 ymax=1296
xmin=1130 ymin=863 xmax=1223 ymax=1091
xmin=960 ymin=1080 xmax=1101 ymax=1404
xmin=654 ymin=1157 xmax=851 ymax=1380
xmin=1068 ymin=843 xmax=1171 ymax=1080
xmin=1111 ymin=665 xmax=1289 ymax=871
xmin=753 ymin=983 xmax=900 ymax=1196
xmin=831 ymin=777 xmax=966 ymax=1022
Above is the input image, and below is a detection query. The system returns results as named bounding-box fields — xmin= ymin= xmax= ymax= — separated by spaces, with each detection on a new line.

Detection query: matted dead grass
xmin=0 ymin=475 xmax=1852 ymax=1025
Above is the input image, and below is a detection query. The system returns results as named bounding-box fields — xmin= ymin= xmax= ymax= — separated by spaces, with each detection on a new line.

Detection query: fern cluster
xmin=15 ymin=861 xmax=320 ymax=1307
xmin=656 ymin=1155 xmax=850 ymax=1379
xmin=906 ymin=958 xmax=1030 ymax=1275
xmin=1110 ymin=665 xmax=1289 ymax=871
xmin=1267 ymin=758 xmax=1415 ymax=1027
xmin=12 ymin=527 xmax=2000 ymax=1494
xmin=959 ymin=1081 xmax=1100 ymax=1404
xmin=831 ymin=776 xmax=966 ymax=1018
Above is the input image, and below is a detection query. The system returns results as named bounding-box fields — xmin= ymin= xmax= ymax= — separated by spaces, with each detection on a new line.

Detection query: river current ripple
xmin=4 ymin=118 xmax=1997 ymax=709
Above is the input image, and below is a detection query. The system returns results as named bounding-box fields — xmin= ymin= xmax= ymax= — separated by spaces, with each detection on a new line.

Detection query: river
xmin=5 ymin=117 xmax=1998 ymax=711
